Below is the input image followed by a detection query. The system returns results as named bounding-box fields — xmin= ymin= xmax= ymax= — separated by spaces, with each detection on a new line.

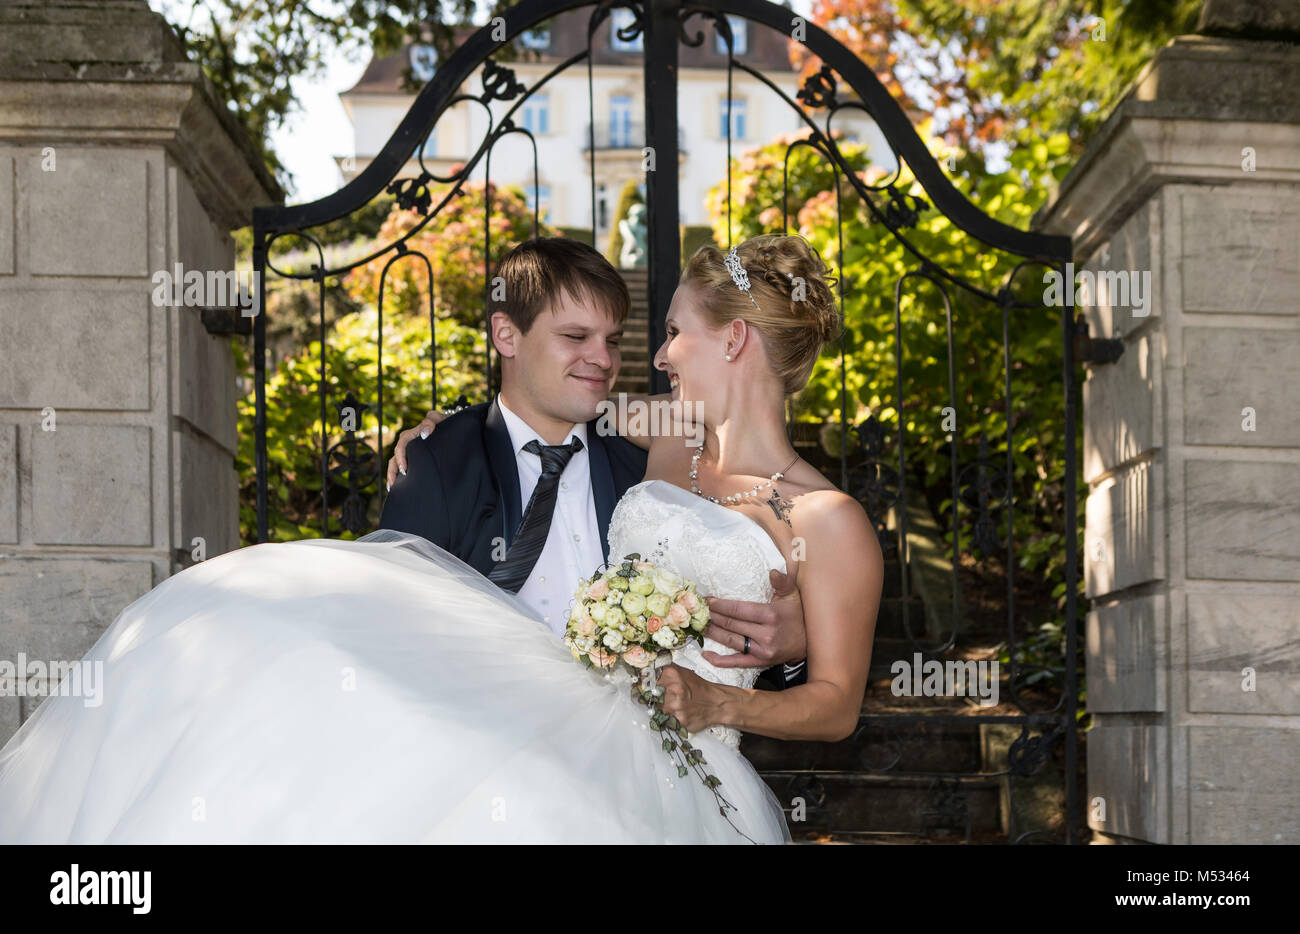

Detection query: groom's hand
xmin=386 ymin=409 xmax=445 ymax=490
xmin=702 ymin=567 xmax=807 ymax=669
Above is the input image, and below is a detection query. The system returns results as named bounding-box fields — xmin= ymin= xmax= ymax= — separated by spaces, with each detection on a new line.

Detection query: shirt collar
xmin=496 ymin=393 xmax=587 ymax=456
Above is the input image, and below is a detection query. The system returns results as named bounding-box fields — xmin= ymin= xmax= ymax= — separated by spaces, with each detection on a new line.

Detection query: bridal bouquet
xmin=564 ymin=554 xmax=753 ymax=841
xmin=563 ymin=554 xmax=709 ymax=668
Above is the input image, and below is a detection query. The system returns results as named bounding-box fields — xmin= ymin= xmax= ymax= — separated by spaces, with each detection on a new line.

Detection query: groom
xmin=380 ymin=237 xmax=807 ymax=688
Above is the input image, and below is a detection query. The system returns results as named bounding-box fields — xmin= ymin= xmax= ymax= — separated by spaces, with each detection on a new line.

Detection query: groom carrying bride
xmin=380 ymin=236 xmax=811 ymax=689
xmin=0 ymin=231 xmax=875 ymax=844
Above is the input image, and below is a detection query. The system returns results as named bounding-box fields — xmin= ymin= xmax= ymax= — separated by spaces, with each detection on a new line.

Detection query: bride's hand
xmin=657 ymin=665 xmax=725 ymax=734
xmin=385 ymin=409 xmax=446 ymax=490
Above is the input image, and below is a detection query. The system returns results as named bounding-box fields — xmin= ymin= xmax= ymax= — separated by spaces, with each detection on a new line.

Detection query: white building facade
xmin=337 ymin=9 xmax=888 ymax=252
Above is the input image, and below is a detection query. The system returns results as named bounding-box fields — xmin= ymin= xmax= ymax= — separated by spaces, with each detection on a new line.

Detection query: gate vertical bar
xmin=644 ymin=0 xmax=680 ymax=394
xmin=1062 ymin=283 xmax=1080 ymax=845
xmin=253 ymin=233 xmax=268 ymax=544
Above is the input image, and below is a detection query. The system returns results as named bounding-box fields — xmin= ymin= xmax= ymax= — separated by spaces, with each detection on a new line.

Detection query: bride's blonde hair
xmin=680 ymin=234 xmax=840 ymax=394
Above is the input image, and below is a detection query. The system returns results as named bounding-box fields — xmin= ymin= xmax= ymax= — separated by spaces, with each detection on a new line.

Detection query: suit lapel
xmin=484 ymin=398 xmax=523 ymax=545
xmin=586 ymin=420 xmax=616 ymax=561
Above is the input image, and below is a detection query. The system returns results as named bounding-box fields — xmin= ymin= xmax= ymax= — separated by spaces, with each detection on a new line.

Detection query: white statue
xmin=618 ymin=202 xmax=647 ymax=268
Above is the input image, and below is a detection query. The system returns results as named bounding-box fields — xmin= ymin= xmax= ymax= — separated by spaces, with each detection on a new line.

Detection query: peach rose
xmin=677 ymin=590 xmax=702 ymax=614
xmin=576 ymin=615 xmax=596 ymax=637
xmin=587 ymin=647 xmax=618 ymax=668
xmin=587 ymin=578 xmax=610 ymax=600
xmin=622 ymin=646 xmax=653 ymax=669
xmin=646 ymin=615 xmax=664 ymax=633
xmin=666 ymin=604 xmax=690 ymax=628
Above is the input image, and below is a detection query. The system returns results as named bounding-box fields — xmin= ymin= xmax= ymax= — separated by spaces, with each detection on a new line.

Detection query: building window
xmin=526 ymin=182 xmax=551 ymax=215
xmin=610 ymin=95 xmax=633 ymax=147
xmin=522 ymin=93 xmax=550 ymax=135
xmin=520 ymin=25 xmax=551 ymax=50
xmin=719 ymin=98 xmax=746 ymax=140
xmin=715 ymin=16 xmax=748 ymax=55
xmin=610 ymin=8 xmax=642 ymax=52
xmin=597 ymin=183 xmax=609 ymax=230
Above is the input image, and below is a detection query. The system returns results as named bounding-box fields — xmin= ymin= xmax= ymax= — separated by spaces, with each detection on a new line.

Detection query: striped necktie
xmin=488 ymin=437 xmax=584 ymax=593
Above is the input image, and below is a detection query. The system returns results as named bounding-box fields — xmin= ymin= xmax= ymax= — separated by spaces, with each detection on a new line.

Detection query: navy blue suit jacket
xmin=378 ymin=398 xmax=647 ymax=578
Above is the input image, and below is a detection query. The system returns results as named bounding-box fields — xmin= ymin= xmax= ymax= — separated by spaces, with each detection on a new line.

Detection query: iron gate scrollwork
xmin=251 ymin=0 xmax=1080 ymax=844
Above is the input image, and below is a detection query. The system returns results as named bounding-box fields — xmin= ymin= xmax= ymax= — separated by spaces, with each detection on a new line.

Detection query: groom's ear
xmin=490 ymin=311 xmax=519 ymax=358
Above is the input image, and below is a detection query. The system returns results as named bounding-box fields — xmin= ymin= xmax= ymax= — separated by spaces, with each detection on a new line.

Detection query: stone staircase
xmin=613 ymin=267 xmax=652 ymax=394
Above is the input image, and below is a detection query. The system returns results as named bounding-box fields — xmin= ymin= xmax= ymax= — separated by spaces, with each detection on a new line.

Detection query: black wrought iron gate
xmin=251 ymin=0 xmax=1081 ymax=844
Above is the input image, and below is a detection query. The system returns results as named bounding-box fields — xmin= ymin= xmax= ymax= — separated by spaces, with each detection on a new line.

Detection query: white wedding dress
xmin=0 ymin=480 xmax=792 ymax=844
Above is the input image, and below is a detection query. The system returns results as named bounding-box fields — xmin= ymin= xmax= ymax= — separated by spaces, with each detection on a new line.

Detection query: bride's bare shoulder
xmin=785 ymin=481 xmax=876 ymax=551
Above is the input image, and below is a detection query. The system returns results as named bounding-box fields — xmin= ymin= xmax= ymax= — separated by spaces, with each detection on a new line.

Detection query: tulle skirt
xmin=0 ymin=531 xmax=790 ymax=844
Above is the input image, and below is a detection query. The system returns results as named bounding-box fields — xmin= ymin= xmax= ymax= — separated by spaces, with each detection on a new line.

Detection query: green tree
xmin=802 ymin=0 xmax=1200 ymax=154
xmin=237 ymin=180 xmax=556 ymax=543
xmin=708 ymin=125 xmax=1081 ymax=626
xmin=155 ymin=0 xmax=523 ymax=190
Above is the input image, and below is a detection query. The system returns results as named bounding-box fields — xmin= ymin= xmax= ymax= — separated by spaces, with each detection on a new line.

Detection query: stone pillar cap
xmin=0 ymin=0 xmax=284 ymax=227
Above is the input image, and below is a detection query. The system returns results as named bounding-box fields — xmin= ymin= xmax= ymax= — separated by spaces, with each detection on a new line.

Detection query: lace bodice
xmin=606 ymin=480 xmax=787 ymax=747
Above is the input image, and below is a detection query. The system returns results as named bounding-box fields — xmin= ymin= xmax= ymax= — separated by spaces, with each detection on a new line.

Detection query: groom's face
xmin=499 ymin=287 xmax=622 ymax=424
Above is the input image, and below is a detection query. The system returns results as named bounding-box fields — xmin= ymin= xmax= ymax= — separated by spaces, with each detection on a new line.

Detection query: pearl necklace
xmin=689 ymin=446 xmax=800 ymax=505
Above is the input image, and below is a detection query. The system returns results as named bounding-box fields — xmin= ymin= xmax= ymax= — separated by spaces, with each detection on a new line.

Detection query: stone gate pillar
xmin=1036 ymin=0 xmax=1300 ymax=844
xmin=0 ymin=0 xmax=281 ymax=742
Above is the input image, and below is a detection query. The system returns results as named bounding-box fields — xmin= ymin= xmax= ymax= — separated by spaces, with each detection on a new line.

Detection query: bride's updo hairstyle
xmin=680 ymin=234 xmax=840 ymax=394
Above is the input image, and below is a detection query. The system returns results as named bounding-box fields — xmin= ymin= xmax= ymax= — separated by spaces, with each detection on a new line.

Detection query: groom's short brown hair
xmin=494 ymin=237 xmax=630 ymax=333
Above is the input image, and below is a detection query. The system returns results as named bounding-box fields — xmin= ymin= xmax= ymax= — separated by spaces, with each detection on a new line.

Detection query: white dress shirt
xmin=497 ymin=395 xmax=605 ymax=636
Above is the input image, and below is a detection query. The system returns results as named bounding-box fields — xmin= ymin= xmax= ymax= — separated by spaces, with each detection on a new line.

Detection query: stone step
xmin=741 ymin=717 xmax=986 ymax=773
xmin=757 ymin=771 xmax=1003 ymax=836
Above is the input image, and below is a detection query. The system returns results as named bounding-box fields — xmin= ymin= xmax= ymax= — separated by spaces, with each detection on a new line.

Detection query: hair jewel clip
xmin=723 ymin=246 xmax=761 ymax=311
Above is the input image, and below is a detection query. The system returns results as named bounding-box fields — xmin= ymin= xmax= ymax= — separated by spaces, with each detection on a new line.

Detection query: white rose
xmin=620 ymin=592 xmax=647 ymax=617
xmin=652 ymin=567 xmax=682 ymax=594
xmin=603 ymin=629 xmax=625 ymax=650
xmin=652 ymin=627 xmax=678 ymax=649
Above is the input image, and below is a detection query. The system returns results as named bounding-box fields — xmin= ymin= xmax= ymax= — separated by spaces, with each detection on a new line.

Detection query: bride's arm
xmin=660 ymin=492 xmax=882 ymax=742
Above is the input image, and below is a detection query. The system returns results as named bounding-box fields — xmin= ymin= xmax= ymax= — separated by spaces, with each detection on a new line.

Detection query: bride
xmin=0 ymin=234 xmax=881 ymax=844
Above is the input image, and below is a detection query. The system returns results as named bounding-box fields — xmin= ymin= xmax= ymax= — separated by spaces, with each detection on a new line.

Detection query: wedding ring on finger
xmin=743 ymin=636 xmax=751 ymax=654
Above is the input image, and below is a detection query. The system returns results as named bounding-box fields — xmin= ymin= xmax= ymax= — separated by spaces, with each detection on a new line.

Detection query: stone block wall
xmin=0 ymin=0 xmax=280 ymax=742
xmin=1038 ymin=6 xmax=1300 ymax=843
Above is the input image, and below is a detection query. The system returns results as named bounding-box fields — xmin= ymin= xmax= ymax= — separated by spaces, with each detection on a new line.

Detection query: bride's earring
xmin=724 ymin=348 xmax=733 ymax=361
